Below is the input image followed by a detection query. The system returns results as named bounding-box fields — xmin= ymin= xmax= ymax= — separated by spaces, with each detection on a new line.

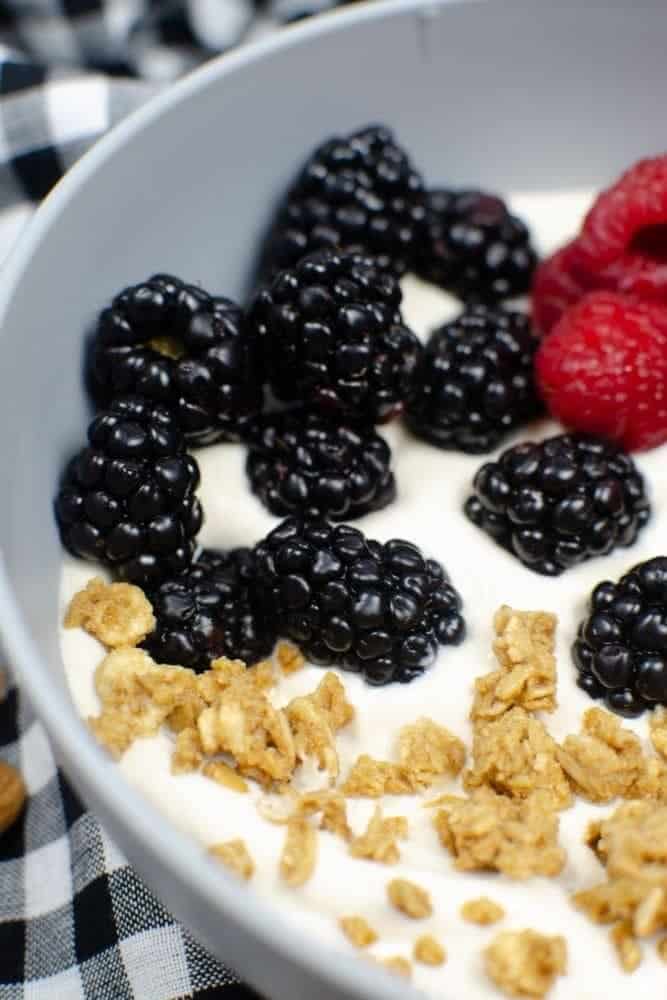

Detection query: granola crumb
xmin=349 ymin=806 xmax=408 ymax=865
xmin=0 ymin=760 xmax=26 ymax=833
xmin=557 ymin=708 xmax=665 ymax=803
xmin=297 ymin=790 xmax=351 ymax=840
xmin=472 ymin=607 xmax=557 ymax=723
xmin=484 ymin=930 xmax=567 ymax=998
xmin=387 ymin=878 xmax=432 ymax=919
xmin=414 ymin=934 xmax=446 ymax=966
xmin=610 ymin=921 xmax=642 ymax=972
xmin=342 ymin=755 xmax=413 ymax=798
xmin=464 ymin=707 xmax=571 ymax=810
xmin=574 ymin=801 xmax=667 ymax=941
xmin=461 ymin=897 xmax=506 ymax=925
xmin=280 ymin=816 xmax=317 ymax=887
xmin=398 ymin=717 xmax=466 ymax=783
xmin=339 ymin=915 xmax=378 ymax=948
xmin=435 ymin=788 xmax=565 ymax=879
xmin=649 ymin=707 xmax=667 ymax=760
xmin=202 ymin=761 xmax=249 ymax=793
xmin=657 ymin=936 xmax=667 ymax=962
xmin=209 ymin=839 xmax=254 ymax=881
xmin=90 ymin=647 xmax=195 ymax=758
xmin=285 ymin=672 xmax=354 ymax=780
xmin=171 ymin=727 xmax=203 ymax=774
xmin=65 ymin=577 xmax=155 ymax=648
xmin=276 ymin=640 xmax=305 ymax=675
xmin=380 ymin=956 xmax=412 ymax=978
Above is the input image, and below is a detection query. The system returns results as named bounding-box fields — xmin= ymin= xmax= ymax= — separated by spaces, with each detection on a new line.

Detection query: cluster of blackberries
xmin=54 ymin=123 xmax=664 ymax=707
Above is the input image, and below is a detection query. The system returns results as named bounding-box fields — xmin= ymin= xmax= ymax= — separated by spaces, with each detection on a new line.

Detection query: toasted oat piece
xmin=484 ymin=929 xmax=566 ymax=998
xmin=610 ymin=921 xmax=642 ymax=972
xmin=557 ymin=708 xmax=667 ymax=803
xmin=276 ymin=640 xmax=305 ymax=675
xmin=297 ymin=789 xmax=351 ymax=840
xmin=387 ymin=878 xmax=432 ymax=919
xmin=209 ymin=839 xmax=254 ymax=881
xmin=280 ymin=816 xmax=317 ymax=887
xmin=380 ymin=956 xmax=412 ymax=978
xmin=65 ymin=577 xmax=155 ymax=648
xmin=285 ymin=673 xmax=354 ymax=780
xmin=461 ymin=897 xmax=505 ymax=925
xmin=472 ymin=607 xmax=557 ymax=723
xmin=657 ymin=936 xmax=667 ymax=962
xmin=435 ymin=788 xmax=565 ymax=879
xmin=349 ymin=806 xmax=408 ymax=865
xmin=171 ymin=727 xmax=203 ymax=774
xmin=202 ymin=761 xmax=249 ymax=793
xmin=464 ymin=707 xmax=571 ymax=809
xmin=0 ymin=760 xmax=26 ymax=833
xmin=339 ymin=915 xmax=378 ymax=948
xmin=574 ymin=801 xmax=667 ymax=941
xmin=414 ymin=934 xmax=446 ymax=966
xmin=342 ymin=755 xmax=414 ymax=797
xmin=649 ymin=707 xmax=667 ymax=760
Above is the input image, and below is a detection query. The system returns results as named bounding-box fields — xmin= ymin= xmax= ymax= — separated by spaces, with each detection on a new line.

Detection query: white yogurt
xmin=60 ymin=189 xmax=667 ymax=997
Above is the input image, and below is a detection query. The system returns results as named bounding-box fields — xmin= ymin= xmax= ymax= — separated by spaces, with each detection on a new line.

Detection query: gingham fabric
xmin=0 ymin=0 xmax=354 ymax=995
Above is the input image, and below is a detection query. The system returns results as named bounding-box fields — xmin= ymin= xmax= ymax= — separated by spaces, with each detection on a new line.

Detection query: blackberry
xmin=404 ymin=305 xmax=543 ymax=454
xmin=253 ymin=518 xmax=465 ymax=685
xmin=573 ymin=557 xmax=667 ymax=718
xmin=55 ymin=396 xmax=203 ymax=586
xmin=464 ymin=434 xmax=650 ymax=575
xmin=142 ymin=548 xmax=276 ymax=671
xmin=249 ymin=249 xmax=421 ymax=423
xmin=246 ymin=409 xmax=395 ymax=520
xmin=89 ymin=274 xmax=262 ymax=446
xmin=260 ymin=124 xmax=425 ymax=278
xmin=416 ymin=189 xmax=538 ymax=302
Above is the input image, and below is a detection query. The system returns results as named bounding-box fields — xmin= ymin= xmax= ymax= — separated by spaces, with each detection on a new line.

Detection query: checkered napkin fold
xmin=0 ymin=0 xmax=354 ymax=996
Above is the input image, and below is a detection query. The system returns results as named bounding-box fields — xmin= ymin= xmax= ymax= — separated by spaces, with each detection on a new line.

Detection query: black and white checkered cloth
xmin=0 ymin=0 xmax=355 ymax=995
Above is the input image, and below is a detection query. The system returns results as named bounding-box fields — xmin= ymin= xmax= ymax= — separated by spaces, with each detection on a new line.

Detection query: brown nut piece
xmin=0 ymin=760 xmax=26 ymax=833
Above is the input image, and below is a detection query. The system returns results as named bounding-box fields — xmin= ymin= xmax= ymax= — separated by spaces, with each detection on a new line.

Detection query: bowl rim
xmin=0 ymin=0 xmax=474 ymax=997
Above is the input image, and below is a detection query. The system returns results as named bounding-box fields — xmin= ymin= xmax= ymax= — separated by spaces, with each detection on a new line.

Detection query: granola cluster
xmin=484 ymin=930 xmax=567 ymax=998
xmin=66 ymin=581 xmax=667 ymax=995
xmin=573 ymin=800 xmax=667 ymax=970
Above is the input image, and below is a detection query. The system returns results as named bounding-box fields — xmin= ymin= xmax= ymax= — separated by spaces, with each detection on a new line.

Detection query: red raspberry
xmin=535 ymin=291 xmax=667 ymax=451
xmin=576 ymin=155 xmax=667 ymax=286
xmin=532 ymin=241 xmax=604 ymax=335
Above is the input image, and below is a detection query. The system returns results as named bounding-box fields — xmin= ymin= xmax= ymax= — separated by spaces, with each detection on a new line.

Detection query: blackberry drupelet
xmin=416 ymin=189 xmax=538 ymax=302
xmin=249 ymin=249 xmax=422 ymax=423
xmin=142 ymin=548 xmax=276 ymax=671
xmin=253 ymin=517 xmax=465 ymax=685
xmin=260 ymin=124 xmax=426 ymax=278
xmin=404 ymin=305 xmax=543 ymax=454
xmin=464 ymin=434 xmax=650 ymax=576
xmin=246 ymin=409 xmax=396 ymax=520
xmin=55 ymin=396 xmax=203 ymax=586
xmin=89 ymin=273 xmax=262 ymax=446
xmin=573 ymin=557 xmax=667 ymax=718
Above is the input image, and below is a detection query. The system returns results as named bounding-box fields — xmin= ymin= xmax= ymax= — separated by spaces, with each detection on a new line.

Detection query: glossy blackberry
xmin=253 ymin=518 xmax=465 ymax=685
xmin=246 ymin=409 xmax=395 ymax=520
xmin=142 ymin=548 xmax=276 ymax=671
xmin=249 ymin=250 xmax=421 ymax=423
xmin=55 ymin=396 xmax=203 ymax=586
xmin=260 ymin=124 xmax=425 ymax=278
xmin=464 ymin=434 xmax=650 ymax=575
xmin=404 ymin=306 xmax=543 ymax=454
xmin=89 ymin=274 xmax=262 ymax=446
xmin=573 ymin=557 xmax=667 ymax=718
xmin=415 ymin=190 xmax=538 ymax=301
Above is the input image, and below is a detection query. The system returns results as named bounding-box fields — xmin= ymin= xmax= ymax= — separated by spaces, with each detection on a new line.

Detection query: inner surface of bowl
xmin=1 ymin=2 xmax=666 ymax=998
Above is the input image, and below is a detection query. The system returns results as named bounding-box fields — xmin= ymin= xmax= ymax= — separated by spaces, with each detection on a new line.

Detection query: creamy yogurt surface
xmin=60 ymin=189 xmax=667 ymax=998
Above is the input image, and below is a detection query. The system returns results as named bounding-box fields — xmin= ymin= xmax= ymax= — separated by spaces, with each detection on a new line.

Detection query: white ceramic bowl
xmin=1 ymin=2 xmax=665 ymax=997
